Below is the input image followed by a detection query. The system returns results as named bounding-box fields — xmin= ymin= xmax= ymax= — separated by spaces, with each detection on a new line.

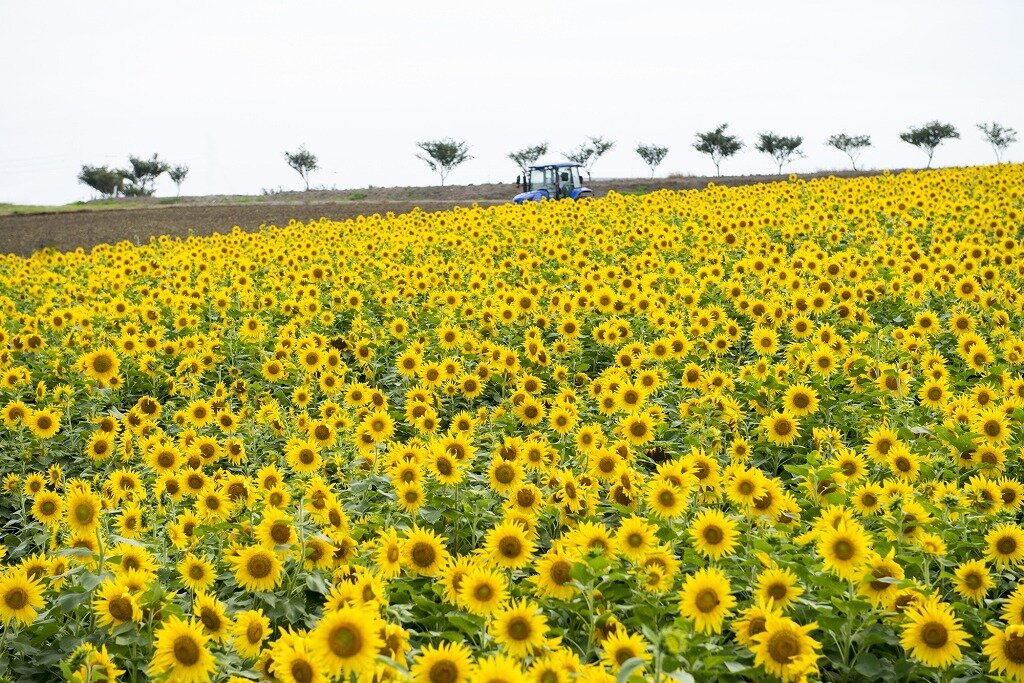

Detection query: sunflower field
xmin=1 ymin=165 xmax=1024 ymax=682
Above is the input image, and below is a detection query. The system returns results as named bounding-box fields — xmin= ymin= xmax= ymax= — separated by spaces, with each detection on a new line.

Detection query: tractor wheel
xmin=577 ymin=191 xmax=595 ymax=200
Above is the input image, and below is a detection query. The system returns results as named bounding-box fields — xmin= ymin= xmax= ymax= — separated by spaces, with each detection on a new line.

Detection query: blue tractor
xmin=513 ymin=163 xmax=595 ymax=203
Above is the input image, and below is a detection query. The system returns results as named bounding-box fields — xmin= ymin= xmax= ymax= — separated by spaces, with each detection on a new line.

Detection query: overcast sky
xmin=1 ymin=1 xmax=1022 ymax=204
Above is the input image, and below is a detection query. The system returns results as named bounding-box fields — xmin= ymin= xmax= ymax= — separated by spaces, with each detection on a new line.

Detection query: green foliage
xmin=76 ymin=165 xmax=124 ymax=198
xmin=977 ymin=122 xmax=1017 ymax=163
xmin=285 ymin=146 xmax=319 ymax=191
xmin=415 ymin=138 xmax=472 ymax=186
xmin=899 ymin=121 xmax=959 ymax=168
xmin=635 ymin=143 xmax=669 ymax=178
xmin=119 ymin=154 xmax=170 ymax=197
xmin=693 ymin=124 xmax=743 ymax=176
xmin=167 ymin=165 xmax=189 ymax=196
xmin=755 ymin=132 xmax=804 ymax=175
xmin=508 ymin=142 xmax=549 ymax=176
xmin=563 ymin=136 xmax=615 ymax=176
xmin=826 ymin=133 xmax=872 ymax=170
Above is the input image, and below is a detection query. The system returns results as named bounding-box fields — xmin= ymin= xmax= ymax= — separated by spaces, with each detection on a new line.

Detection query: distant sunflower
xmin=761 ymin=411 xmax=799 ymax=446
xmin=689 ymin=509 xmax=739 ymax=560
xmin=614 ymin=516 xmax=657 ymax=561
xmin=0 ymin=571 xmax=45 ymax=625
xmin=229 ymin=546 xmax=283 ymax=593
xmin=309 ymin=605 xmax=383 ymax=678
xmin=485 ymin=521 xmax=535 ymax=569
xmin=411 ymin=642 xmax=474 ymax=683
xmin=81 ymin=347 xmax=120 ymax=383
xmin=755 ymin=567 xmax=804 ymax=610
xmin=751 ymin=614 xmax=821 ymax=681
xmin=783 ymin=384 xmax=819 ymax=417
xmin=817 ymin=522 xmax=872 ymax=580
xmin=489 ymin=599 xmax=549 ymax=657
xmin=93 ymin=578 xmax=140 ymax=630
xmin=952 ymin=559 xmax=992 ymax=603
xmin=599 ymin=630 xmax=652 ymax=672
xmin=66 ymin=486 xmax=102 ymax=536
xmin=402 ymin=526 xmax=450 ymax=576
xmin=678 ymin=567 xmax=736 ymax=634
xmin=900 ymin=598 xmax=968 ymax=669
xmin=178 ymin=553 xmax=217 ymax=593
xmin=986 ymin=524 xmax=1024 ymax=567
xmin=149 ymin=616 xmax=215 ymax=683
xmin=533 ymin=549 xmax=577 ymax=600
xmin=459 ymin=567 xmax=508 ymax=617
xmin=26 ymin=408 xmax=61 ymax=439
xmin=30 ymin=490 xmax=63 ymax=527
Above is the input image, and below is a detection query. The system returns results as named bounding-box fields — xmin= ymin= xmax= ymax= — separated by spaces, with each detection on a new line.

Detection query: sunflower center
xmin=773 ymin=419 xmax=792 ymax=436
xmin=495 ymin=465 xmax=515 ymax=484
xmin=75 ymin=502 xmax=96 ymax=525
xmin=411 ymin=542 xmax=436 ymax=568
xmin=507 ymin=616 xmax=532 ymax=641
xmin=1004 ymin=634 xmax=1024 ymax=664
xmin=4 ymin=587 xmax=28 ymax=610
xmin=833 ymin=539 xmax=855 ymax=561
xmin=767 ymin=631 xmax=800 ymax=664
xmin=474 ymin=583 xmax=493 ymax=601
xmin=92 ymin=355 xmax=113 ymax=373
xmin=429 ymin=661 xmax=459 ymax=683
xmin=329 ymin=623 xmax=362 ymax=658
xmin=702 ymin=526 xmax=724 ymax=545
xmin=200 ymin=608 xmax=222 ymax=632
xmin=247 ymin=553 xmax=273 ymax=579
xmin=291 ymin=659 xmax=314 ymax=683
xmin=173 ymin=635 xmax=201 ymax=666
xmin=695 ymin=588 xmax=719 ymax=613
xmin=793 ymin=394 xmax=809 ymax=408
xmin=921 ymin=622 xmax=948 ymax=648
xmin=40 ymin=500 xmax=56 ymax=515
xmin=998 ymin=537 xmax=1018 ymax=555
xmin=108 ymin=596 xmax=134 ymax=622
xmin=270 ymin=522 xmax=291 ymax=544
xmin=550 ymin=560 xmax=571 ymax=585
xmin=498 ymin=537 xmax=523 ymax=558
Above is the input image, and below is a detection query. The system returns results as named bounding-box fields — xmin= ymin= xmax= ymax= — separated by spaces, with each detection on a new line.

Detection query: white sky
xmin=1 ymin=1 xmax=1022 ymax=204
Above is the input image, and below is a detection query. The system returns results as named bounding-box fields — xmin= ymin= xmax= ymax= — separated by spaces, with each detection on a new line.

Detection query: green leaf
xmin=666 ymin=671 xmax=695 ymax=683
xmin=854 ymin=653 xmax=883 ymax=677
xmin=723 ymin=661 xmax=748 ymax=673
xmin=615 ymin=657 xmax=647 ymax=683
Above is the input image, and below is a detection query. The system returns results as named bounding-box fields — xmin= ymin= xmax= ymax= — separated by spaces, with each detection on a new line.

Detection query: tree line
xmin=78 ymin=121 xmax=1017 ymax=198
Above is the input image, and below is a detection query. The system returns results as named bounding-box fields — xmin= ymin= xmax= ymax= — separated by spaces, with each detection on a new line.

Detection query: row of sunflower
xmin=0 ymin=164 xmax=1023 ymax=682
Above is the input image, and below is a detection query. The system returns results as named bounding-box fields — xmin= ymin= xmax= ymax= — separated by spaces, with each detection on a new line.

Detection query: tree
xmin=563 ymin=136 xmax=614 ymax=178
xmin=635 ymin=143 xmax=669 ymax=178
xmin=77 ymin=165 xmax=124 ymax=198
xmin=977 ymin=122 xmax=1017 ymax=163
xmin=755 ymin=133 xmax=804 ymax=175
xmin=508 ymin=143 xmax=549 ymax=178
xmin=899 ymin=121 xmax=959 ymax=169
xmin=826 ymin=133 xmax=872 ymax=171
xmin=285 ymin=146 xmax=319 ymax=190
xmin=168 ymin=165 xmax=189 ymax=196
xmin=693 ymin=124 xmax=743 ymax=176
xmin=416 ymin=138 xmax=472 ymax=186
xmin=120 ymin=154 xmax=169 ymax=197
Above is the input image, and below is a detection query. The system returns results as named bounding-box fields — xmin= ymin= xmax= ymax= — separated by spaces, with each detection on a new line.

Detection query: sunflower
xmin=984 ymin=624 xmax=1024 ymax=681
xmin=228 ymin=609 xmax=269 ymax=659
xmin=857 ymin=550 xmax=905 ymax=606
xmin=533 ymin=549 xmax=578 ymax=600
xmin=755 ymin=567 xmax=803 ymax=610
xmin=459 ymin=567 xmax=508 ymax=616
xmin=0 ymin=571 xmax=45 ymax=625
xmin=30 ymin=490 xmax=63 ymax=527
xmin=689 ymin=509 xmax=739 ymax=560
xmin=490 ymin=599 xmax=549 ymax=657
xmin=614 ymin=516 xmax=657 ymax=561
xmin=761 ymin=411 xmax=799 ymax=446
xmin=817 ymin=521 xmax=872 ymax=580
xmin=733 ymin=601 xmax=779 ymax=648
xmin=271 ymin=632 xmax=329 ymax=683
xmin=599 ymin=630 xmax=652 ymax=672
xmin=900 ymin=598 xmax=968 ymax=669
xmin=618 ymin=411 xmax=655 ymax=446
xmin=646 ymin=481 xmax=687 ymax=519
xmin=193 ymin=591 xmax=230 ymax=642
xmin=952 ymin=559 xmax=992 ymax=603
xmin=93 ymin=578 xmax=141 ymax=630
xmin=412 ymin=641 xmax=474 ymax=683
xmin=986 ymin=524 xmax=1024 ymax=567
xmin=66 ymin=486 xmax=102 ymax=536
xmin=256 ymin=509 xmax=296 ymax=548
xmin=150 ymin=616 xmax=215 ymax=683
xmin=974 ymin=408 xmax=1009 ymax=445
xmin=473 ymin=653 xmax=527 ymax=683
xmin=229 ymin=546 xmax=284 ymax=592
xmin=403 ymin=526 xmax=450 ymax=576
xmin=678 ymin=567 xmax=736 ymax=634
xmin=178 ymin=553 xmax=217 ymax=593
xmin=26 ymin=408 xmax=61 ymax=439
xmin=485 ymin=521 xmax=535 ymax=569
xmin=81 ymin=347 xmax=121 ymax=382
xmin=309 ymin=605 xmax=383 ymax=678
xmin=751 ymin=614 xmax=821 ymax=681
xmin=783 ymin=384 xmax=819 ymax=417
xmin=285 ymin=437 xmax=323 ymax=474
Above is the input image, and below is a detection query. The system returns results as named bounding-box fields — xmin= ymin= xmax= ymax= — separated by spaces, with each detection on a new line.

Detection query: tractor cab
xmin=513 ymin=163 xmax=594 ymax=203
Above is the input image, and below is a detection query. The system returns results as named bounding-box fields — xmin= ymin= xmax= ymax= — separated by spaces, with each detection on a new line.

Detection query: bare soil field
xmin=0 ymin=169 xmax=891 ymax=257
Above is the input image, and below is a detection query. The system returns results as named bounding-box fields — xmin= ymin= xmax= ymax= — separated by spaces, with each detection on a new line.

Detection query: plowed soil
xmin=0 ymin=170 xmax=886 ymax=257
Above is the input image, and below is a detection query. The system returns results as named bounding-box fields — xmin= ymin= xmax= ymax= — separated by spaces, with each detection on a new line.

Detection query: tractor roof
xmin=528 ymin=162 xmax=582 ymax=169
